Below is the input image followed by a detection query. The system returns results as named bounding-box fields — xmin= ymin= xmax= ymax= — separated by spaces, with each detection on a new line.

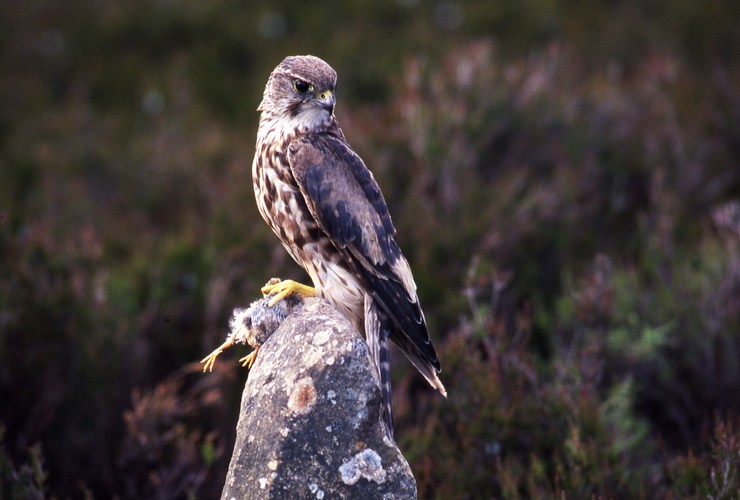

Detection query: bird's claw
xmin=261 ymin=279 xmax=315 ymax=306
xmin=200 ymin=338 xmax=234 ymax=372
xmin=201 ymin=279 xmax=312 ymax=373
xmin=239 ymin=346 xmax=260 ymax=369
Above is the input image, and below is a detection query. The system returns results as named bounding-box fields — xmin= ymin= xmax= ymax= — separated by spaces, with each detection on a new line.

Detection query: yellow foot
xmin=261 ymin=279 xmax=315 ymax=306
xmin=200 ymin=338 xmax=234 ymax=373
xmin=239 ymin=345 xmax=261 ymax=369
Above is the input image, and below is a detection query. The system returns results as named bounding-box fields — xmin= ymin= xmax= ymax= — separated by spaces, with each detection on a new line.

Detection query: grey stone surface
xmin=221 ymin=297 xmax=417 ymax=500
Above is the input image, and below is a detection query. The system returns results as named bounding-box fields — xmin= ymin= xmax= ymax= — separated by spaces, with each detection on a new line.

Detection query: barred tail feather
xmin=379 ymin=334 xmax=393 ymax=435
xmin=364 ymin=293 xmax=394 ymax=438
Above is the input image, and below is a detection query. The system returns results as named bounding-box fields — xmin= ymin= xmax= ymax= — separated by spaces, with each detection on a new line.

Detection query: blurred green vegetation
xmin=1 ymin=0 xmax=739 ymax=498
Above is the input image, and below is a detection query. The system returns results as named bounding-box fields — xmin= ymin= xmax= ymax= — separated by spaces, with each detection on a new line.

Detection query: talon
xmin=261 ymin=279 xmax=315 ymax=306
xmin=239 ymin=345 xmax=261 ymax=369
xmin=200 ymin=338 xmax=234 ymax=373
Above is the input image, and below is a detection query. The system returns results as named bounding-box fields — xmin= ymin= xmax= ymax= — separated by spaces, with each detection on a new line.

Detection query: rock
xmin=221 ymin=298 xmax=417 ymax=499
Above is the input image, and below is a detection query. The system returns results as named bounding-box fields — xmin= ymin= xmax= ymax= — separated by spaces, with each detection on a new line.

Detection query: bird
xmin=211 ymin=55 xmax=446 ymax=436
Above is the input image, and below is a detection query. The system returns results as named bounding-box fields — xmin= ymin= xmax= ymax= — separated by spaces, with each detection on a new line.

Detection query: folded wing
xmin=287 ymin=133 xmax=443 ymax=390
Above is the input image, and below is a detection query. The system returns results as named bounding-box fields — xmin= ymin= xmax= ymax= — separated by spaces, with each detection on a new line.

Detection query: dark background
xmin=1 ymin=0 xmax=739 ymax=498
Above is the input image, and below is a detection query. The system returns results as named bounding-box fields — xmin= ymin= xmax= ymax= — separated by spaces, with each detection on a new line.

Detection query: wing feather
xmin=288 ymin=133 xmax=442 ymax=375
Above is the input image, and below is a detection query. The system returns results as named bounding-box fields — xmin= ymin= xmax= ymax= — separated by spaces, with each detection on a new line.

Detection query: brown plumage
xmin=253 ymin=55 xmax=446 ymax=436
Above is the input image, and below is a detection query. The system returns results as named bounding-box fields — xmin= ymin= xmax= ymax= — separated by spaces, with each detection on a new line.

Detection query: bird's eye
xmin=293 ymin=80 xmax=313 ymax=94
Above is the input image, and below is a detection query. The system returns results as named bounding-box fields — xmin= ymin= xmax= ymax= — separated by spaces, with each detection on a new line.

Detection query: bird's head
xmin=258 ymin=55 xmax=338 ymax=135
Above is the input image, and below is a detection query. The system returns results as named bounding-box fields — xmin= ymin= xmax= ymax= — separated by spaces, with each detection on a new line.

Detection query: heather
xmin=1 ymin=1 xmax=739 ymax=498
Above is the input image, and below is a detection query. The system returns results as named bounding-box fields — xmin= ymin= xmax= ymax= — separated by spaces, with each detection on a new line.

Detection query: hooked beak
xmin=314 ymin=90 xmax=335 ymax=113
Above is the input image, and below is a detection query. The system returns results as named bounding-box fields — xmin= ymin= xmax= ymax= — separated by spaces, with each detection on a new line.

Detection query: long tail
xmin=364 ymin=293 xmax=394 ymax=438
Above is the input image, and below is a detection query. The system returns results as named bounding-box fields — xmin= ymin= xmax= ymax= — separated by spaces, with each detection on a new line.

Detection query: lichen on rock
xmin=220 ymin=297 xmax=416 ymax=499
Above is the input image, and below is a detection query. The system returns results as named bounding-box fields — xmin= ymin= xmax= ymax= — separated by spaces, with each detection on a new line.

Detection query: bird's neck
xmin=257 ymin=111 xmax=341 ymax=150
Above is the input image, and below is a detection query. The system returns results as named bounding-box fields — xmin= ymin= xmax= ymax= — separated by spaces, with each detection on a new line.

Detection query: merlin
xmin=212 ymin=55 xmax=446 ymax=435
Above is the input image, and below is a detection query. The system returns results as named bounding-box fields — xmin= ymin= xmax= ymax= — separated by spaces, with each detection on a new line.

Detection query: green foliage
xmin=386 ymin=38 xmax=739 ymax=498
xmin=668 ymin=417 xmax=740 ymax=499
xmin=1 ymin=0 xmax=739 ymax=497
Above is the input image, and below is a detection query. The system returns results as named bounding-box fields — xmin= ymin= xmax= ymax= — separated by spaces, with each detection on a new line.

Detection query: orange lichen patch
xmin=287 ymin=377 xmax=317 ymax=415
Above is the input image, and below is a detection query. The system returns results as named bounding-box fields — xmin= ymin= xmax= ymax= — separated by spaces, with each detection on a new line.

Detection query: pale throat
xmin=257 ymin=105 xmax=334 ymax=146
